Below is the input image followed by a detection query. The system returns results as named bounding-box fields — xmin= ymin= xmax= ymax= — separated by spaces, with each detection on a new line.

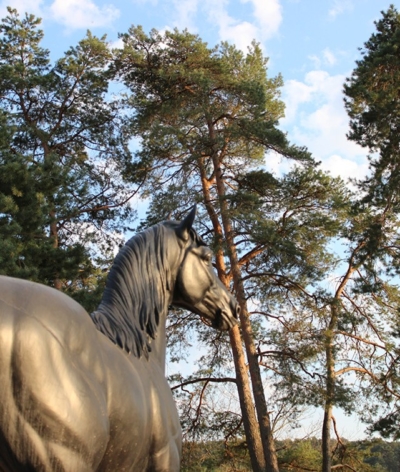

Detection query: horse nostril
xmin=235 ymin=305 xmax=241 ymax=318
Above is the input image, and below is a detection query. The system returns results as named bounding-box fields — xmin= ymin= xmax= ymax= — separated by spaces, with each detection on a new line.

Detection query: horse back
xmin=0 ymin=276 xmax=110 ymax=471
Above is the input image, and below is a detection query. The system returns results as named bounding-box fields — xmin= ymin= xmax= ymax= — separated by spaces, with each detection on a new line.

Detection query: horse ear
xmin=177 ymin=204 xmax=197 ymax=241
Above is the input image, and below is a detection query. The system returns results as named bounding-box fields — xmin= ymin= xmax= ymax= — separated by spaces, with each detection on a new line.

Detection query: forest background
xmin=0 ymin=0 xmax=400 ymax=471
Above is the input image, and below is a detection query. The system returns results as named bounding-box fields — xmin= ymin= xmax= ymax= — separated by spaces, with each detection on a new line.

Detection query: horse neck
xmin=92 ymin=226 xmax=178 ymax=369
xmin=150 ymin=315 xmax=167 ymax=373
xmin=95 ymin=289 xmax=170 ymax=368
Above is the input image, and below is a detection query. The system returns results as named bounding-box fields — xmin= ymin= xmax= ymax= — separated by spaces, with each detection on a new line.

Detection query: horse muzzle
xmin=211 ymin=300 xmax=240 ymax=331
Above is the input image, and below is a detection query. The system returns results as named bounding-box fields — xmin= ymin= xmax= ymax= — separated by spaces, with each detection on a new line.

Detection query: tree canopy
xmin=0 ymin=8 xmax=137 ymax=304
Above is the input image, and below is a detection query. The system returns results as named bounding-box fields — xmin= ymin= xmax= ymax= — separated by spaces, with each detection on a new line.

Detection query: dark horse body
xmin=0 ymin=208 xmax=238 ymax=471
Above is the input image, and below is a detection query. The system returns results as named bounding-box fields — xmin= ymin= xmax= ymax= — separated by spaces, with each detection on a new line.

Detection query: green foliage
xmin=0 ymin=8 xmax=136 ymax=306
xmin=235 ymin=165 xmax=350 ymax=289
xmin=278 ymin=438 xmax=322 ymax=471
xmin=343 ymin=5 xmax=400 ymax=439
xmin=344 ymin=5 xmax=400 ymax=218
xmin=181 ymin=440 xmax=252 ymax=471
xmin=344 ymin=5 xmax=400 ymax=153
xmin=180 ymin=438 xmax=400 ymax=472
xmin=115 ymin=26 xmax=310 ymax=190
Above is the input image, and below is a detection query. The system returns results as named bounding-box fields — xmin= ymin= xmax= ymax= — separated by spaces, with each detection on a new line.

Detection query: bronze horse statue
xmin=0 ymin=206 xmax=238 ymax=471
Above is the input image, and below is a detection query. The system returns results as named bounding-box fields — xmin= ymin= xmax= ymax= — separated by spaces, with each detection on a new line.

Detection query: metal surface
xmin=0 ymin=207 xmax=238 ymax=471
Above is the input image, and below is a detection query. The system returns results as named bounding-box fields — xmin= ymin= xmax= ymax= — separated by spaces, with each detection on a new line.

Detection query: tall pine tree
xmin=0 ymin=8 xmax=137 ymax=305
xmin=114 ymin=26 xmax=312 ymax=471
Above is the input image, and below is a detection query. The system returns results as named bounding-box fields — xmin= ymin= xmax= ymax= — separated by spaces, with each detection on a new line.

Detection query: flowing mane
xmin=91 ymin=222 xmax=173 ymax=358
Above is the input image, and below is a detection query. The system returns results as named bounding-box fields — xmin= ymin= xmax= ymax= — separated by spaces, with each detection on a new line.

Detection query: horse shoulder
xmin=145 ymin=358 xmax=182 ymax=472
xmin=0 ymin=276 xmax=110 ymax=471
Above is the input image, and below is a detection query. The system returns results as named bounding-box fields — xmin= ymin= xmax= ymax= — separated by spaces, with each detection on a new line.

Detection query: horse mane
xmin=90 ymin=222 xmax=173 ymax=358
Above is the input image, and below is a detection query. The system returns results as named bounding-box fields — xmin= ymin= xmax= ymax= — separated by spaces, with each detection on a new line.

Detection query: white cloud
xmin=109 ymin=37 xmax=124 ymax=49
xmin=242 ymin=0 xmax=282 ymax=40
xmin=283 ymin=70 xmax=342 ymax=124
xmin=308 ymin=48 xmax=337 ymax=69
xmin=204 ymin=0 xmax=282 ymax=52
xmin=203 ymin=0 xmax=255 ymax=52
xmin=281 ymin=78 xmax=313 ymax=122
xmin=281 ymin=69 xmax=369 ymax=182
xmin=329 ymin=0 xmax=354 ymax=19
xmin=320 ymin=154 xmax=368 ymax=180
xmin=323 ymin=48 xmax=336 ymax=66
xmin=264 ymin=150 xmax=296 ymax=176
xmin=0 ymin=0 xmax=44 ymax=18
xmin=131 ymin=0 xmax=158 ymax=4
xmin=49 ymin=0 xmax=120 ymax=30
xmin=172 ymin=0 xmax=199 ymax=31
xmin=308 ymin=54 xmax=321 ymax=70
xmin=218 ymin=18 xmax=259 ymax=52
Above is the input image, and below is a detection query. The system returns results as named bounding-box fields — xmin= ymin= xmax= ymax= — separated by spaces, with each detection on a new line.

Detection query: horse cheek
xmin=179 ymin=262 xmax=208 ymax=305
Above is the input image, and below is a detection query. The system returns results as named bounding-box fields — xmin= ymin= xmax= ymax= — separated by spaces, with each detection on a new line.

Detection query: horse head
xmin=168 ymin=206 xmax=239 ymax=331
xmin=91 ymin=205 xmax=238 ymax=356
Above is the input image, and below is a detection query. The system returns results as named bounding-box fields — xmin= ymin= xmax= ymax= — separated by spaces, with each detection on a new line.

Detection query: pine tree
xmin=343 ymin=5 xmax=400 ymax=441
xmin=0 ymin=8 xmax=136 ymax=305
xmin=114 ymin=26 xmax=312 ymax=471
xmin=344 ymin=4 xmax=400 ymax=206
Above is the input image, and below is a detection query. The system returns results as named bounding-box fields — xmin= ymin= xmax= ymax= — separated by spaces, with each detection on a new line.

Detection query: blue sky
xmin=1 ymin=0 xmax=393 ymax=184
xmin=2 ymin=0 xmax=395 ymax=440
xmin=1 ymin=0 xmax=395 ymax=183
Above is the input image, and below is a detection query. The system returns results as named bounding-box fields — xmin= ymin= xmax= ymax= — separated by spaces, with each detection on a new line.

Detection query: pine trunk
xmin=233 ymin=280 xmax=279 ymax=472
xmin=322 ymin=402 xmax=332 ymax=472
xmin=230 ymin=326 xmax=267 ymax=472
xmin=322 ymin=303 xmax=337 ymax=472
xmin=222 ymin=229 xmax=279 ymax=472
xmin=322 ymin=267 xmax=355 ymax=471
xmin=46 ymin=145 xmax=62 ymax=291
xmin=49 ymin=210 xmax=62 ymax=291
xmin=199 ymin=160 xmax=267 ymax=471
xmin=207 ymin=136 xmax=279 ymax=471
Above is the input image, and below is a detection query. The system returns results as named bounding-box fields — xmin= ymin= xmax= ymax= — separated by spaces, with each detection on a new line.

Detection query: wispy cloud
xmin=172 ymin=0 xmax=199 ymax=31
xmin=328 ymin=0 xmax=353 ymax=20
xmin=281 ymin=70 xmax=368 ymax=180
xmin=131 ymin=0 xmax=158 ymax=4
xmin=205 ymin=0 xmax=282 ymax=52
xmin=49 ymin=0 xmax=120 ymax=30
xmin=308 ymin=48 xmax=337 ymax=69
xmin=0 ymin=0 xmax=44 ymax=18
xmin=323 ymin=48 xmax=337 ymax=65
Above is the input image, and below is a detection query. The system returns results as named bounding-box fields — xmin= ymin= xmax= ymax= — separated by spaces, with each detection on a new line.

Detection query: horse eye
xmin=204 ymin=253 xmax=212 ymax=263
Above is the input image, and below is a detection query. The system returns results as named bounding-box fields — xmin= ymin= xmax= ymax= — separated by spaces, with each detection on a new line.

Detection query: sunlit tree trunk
xmin=322 ymin=324 xmax=334 ymax=472
xmin=207 ymin=128 xmax=279 ymax=470
xmin=322 ymin=264 xmax=355 ymax=471
xmin=199 ymin=160 xmax=267 ymax=471
xmin=217 ymin=192 xmax=279 ymax=472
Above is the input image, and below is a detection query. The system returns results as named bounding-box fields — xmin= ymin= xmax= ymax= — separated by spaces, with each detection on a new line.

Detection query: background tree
xmin=0 ymin=8 xmax=137 ymax=305
xmin=114 ymin=26 xmax=333 ymax=471
xmin=238 ymin=6 xmax=400 ymax=469
xmin=344 ymin=4 xmax=400 ymax=441
xmin=344 ymin=4 xmax=400 ymax=204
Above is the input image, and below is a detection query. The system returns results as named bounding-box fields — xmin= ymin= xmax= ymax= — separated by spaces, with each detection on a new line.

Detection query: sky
xmin=1 ymin=0 xmax=395 ymax=440
xmin=0 ymin=0 xmax=393 ymax=183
